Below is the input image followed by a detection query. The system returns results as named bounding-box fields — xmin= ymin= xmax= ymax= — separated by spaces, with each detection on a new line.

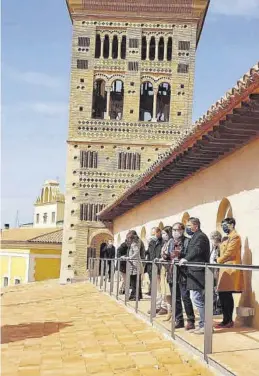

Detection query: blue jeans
xmin=190 ymin=290 xmax=205 ymax=328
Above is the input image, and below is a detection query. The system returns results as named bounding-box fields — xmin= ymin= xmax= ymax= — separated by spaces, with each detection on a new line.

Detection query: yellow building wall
xmin=34 ymin=257 xmax=61 ymax=281
xmin=10 ymin=256 xmax=27 ymax=285
xmin=0 ymin=256 xmax=9 ymax=278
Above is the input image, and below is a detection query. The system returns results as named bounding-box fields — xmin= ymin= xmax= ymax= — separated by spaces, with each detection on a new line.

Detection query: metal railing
xmin=88 ymin=257 xmax=259 ymax=363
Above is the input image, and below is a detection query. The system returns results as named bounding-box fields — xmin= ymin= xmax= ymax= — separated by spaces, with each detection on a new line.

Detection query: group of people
xmin=101 ymin=217 xmax=244 ymax=335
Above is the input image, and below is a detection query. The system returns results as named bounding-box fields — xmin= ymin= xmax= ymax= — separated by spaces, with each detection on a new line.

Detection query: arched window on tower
xmin=110 ymin=80 xmax=124 ymax=120
xmin=95 ymin=34 xmax=101 ymax=58
xmin=92 ymin=79 xmax=107 ymax=119
xmin=139 ymin=81 xmax=154 ymax=121
xmin=167 ymin=37 xmax=172 ymax=61
xmin=112 ymin=35 xmax=118 ymax=59
xmin=141 ymin=36 xmax=147 ymax=60
xmin=158 ymin=37 xmax=164 ymax=61
xmin=121 ymin=36 xmax=127 ymax=59
xmin=156 ymin=82 xmax=171 ymax=122
xmin=149 ymin=37 xmax=156 ymax=60
xmin=103 ymin=35 xmax=109 ymax=59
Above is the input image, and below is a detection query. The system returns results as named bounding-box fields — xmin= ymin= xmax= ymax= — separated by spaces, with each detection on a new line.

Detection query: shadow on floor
xmin=1 ymin=321 xmax=73 ymax=344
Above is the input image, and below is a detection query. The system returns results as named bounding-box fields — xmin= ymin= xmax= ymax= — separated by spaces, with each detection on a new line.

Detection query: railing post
xmin=125 ymin=260 xmax=130 ymax=304
xmin=171 ymin=263 xmax=177 ymax=339
xmin=95 ymin=259 xmax=99 ymax=286
xmin=150 ymin=261 xmax=158 ymax=323
xmin=135 ymin=262 xmax=140 ymax=313
xmin=204 ymin=265 xmax=214 ymax=362
xmin=104 ymin=260 xmax=108 ymax=292
xmin=110 ymin=260 xmax=115 ymax=295
xmin=116 ymin=259 xmax=121 ymax=299
xmin=93 ymin=259 xmax=96 ymax=285
xmin=89 ymin=258 xmax=92 ymax=282
xmin=100 ymin=259 xmax=104 ymax=289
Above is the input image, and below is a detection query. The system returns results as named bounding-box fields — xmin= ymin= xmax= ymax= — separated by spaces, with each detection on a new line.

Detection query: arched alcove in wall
xmin=216 ymin=198 xmax=233 ymax=231
xmin=181 ymin=212 xmax=190 ymax=226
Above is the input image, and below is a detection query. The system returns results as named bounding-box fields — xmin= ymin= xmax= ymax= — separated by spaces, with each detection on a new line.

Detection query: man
xmin=216 ymin=218 xmax=244 ymax=329
xmin=167 ymin=222 xmax=196 ymax=330
xmin=179 ymin=217 xmax=210 ymax=334
xmin=103 ymin=240 xmax=116 ymax=281
xmin=145 ymin=227 xmax=163 ymax=298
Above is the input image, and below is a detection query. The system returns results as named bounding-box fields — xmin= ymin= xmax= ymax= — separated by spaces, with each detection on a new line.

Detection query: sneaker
xmin=186 ymin=322 xmax=195 ymax=331
xmin=147 ymin=308 xmax=161 ymax=314
xmin=157 ymin=308 xmax=168 ymax=316
xmin=193 ymin=327 xmax=204 ymax=335
xmin=175 ymin=321 xmax=185 ymax=329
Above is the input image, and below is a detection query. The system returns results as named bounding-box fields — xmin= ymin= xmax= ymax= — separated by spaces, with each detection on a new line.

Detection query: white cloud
xmin=210 ymin=0 xmax=259 ymax=18
xmin=4 ymin=66 xmax=64 ymax=89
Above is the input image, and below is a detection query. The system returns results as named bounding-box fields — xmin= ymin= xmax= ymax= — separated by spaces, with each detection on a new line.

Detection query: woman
xmin=159 ymin=226 xmax=173 ymax=320
xmin=121 ymin=230 xmax=143 ymax=301
xmin=117 ymin=240 xmax=128 ymax=294
xmin=216 ymin=217 xmax=244 ymax=329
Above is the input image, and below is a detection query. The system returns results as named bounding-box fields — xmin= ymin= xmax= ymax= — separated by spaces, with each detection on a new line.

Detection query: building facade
xmin=1 ymin=180 xmax=65 ymax=287
xmin=99 ymin=65 xmax=259 ymax=328
xmin=34 ymin=180 xmax=65 ymax=228
xmin=60 ymin=0 xmax=209 ymax=283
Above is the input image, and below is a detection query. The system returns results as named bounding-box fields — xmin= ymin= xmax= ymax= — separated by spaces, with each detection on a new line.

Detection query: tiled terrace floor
xmin=1 ymin=281 xmax=213 ymax=376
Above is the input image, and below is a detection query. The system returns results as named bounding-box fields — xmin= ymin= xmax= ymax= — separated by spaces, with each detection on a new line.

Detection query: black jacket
xmin=117 ymin=242 xmax=128 ymax=273
xmin=184 ymin=230 xmax=210 ymax=290
xmin=103 ymin=245 xmax=116 ymax=260
xmin=145 ymin=237 xmax=163 ymax=274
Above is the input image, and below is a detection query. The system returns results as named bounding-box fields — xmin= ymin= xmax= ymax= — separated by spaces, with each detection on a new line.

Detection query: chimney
xmin=4 ymin=224 xmax=10 ymax=230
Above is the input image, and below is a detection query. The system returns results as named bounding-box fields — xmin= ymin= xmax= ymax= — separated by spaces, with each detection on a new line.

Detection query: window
xmin=167 ymin=37 xmax=172 ymax=61
xmin=128 ymin=62 xmax=139 ymax=71
xmin=177 ymin=64 xmax=189 ymax=73
xmin=178 ymin=41 xmax=190 ymax=50
xmin=121 ymin=36 xmax=127 ymax=59
xmin=78 ymin=37 xmax=90 ymax=47
xmin=3 ymin=277 xmax=8 ymax=287
xmin=36 ymin=214 xmax=39 ymax=223
xmin=141 ymin=36 xmax=147 ymax=60
xmin=118 ymin=152 xmax=141 ymax=170
xmin=80 ymin=151 xmax=98 ymax=168
xmin=80 ymin=203 xmax=106 ymax=221
xmin=15 ymin=278 xmax=21 ymax=285
xmin=77 ymin=60 xmax=88 ymax=69
xmin=52 ymin=212 xmax=56 ymax=223
xmin=43 ymin=213 xmax=48 ymax=224
xmin=129 ymin=39 xmax=139 ymax=48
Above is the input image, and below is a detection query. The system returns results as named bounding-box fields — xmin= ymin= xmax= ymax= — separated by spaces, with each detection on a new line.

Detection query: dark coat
xmin=145 ymin=237 xmax=163 ymax=275
xmin=103 ymin=245 xmax=115 ymax=260
xmin=184 ymin=230 xmax=210 ymax=290
xmin=117 ymin=242 xmax=128 ymax=273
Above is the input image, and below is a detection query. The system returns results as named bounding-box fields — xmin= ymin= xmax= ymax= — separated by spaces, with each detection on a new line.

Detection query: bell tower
xmin=60 ymin=0 xmax=210 ymax=283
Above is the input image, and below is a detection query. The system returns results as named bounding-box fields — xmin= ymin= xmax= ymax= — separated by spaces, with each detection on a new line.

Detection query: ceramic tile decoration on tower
xmin=60 ymin=0 xmax=210 ymax=283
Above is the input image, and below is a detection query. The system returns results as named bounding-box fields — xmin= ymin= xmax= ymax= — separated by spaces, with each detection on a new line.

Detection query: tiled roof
xmin=99 ymin=62 xmax=259 ymax=221
xmin=1 ymin=228 xmax=63 ymax=244
xmin=29 ymin=229 xmax=63 ymax=244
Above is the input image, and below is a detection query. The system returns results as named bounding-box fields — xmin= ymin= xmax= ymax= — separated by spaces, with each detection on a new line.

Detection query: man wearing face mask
xmin=215 ymin=218 xmax=244 ymax=329
xmin=179 ymin=217 xmax=210 ymax=334
xmin=145 ymin=227 xmax=163 ymax=296
xmin=166 ymin=223 xmax=196 ymax=329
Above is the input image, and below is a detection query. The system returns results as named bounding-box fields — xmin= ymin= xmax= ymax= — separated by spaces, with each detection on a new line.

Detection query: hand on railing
xmin=178 ymin=258 xmax=187 ymax=266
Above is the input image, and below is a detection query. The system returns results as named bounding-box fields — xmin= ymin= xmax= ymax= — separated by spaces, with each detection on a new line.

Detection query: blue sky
xmin=2 ymin=0 xmax=259 ymax=227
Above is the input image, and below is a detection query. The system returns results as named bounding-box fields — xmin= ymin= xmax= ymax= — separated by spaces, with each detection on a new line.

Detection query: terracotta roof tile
xmin=28 ymin=229 xmax=63 ymax=244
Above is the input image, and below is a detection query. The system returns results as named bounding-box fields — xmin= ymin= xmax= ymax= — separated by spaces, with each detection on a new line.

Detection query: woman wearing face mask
xmin=166 ymin=222 xmax=196 ymax=330
xmin=215 ymin=218 xmax=244 ymax=329
xmin=158 ymin=226 xmax=173 ymax=318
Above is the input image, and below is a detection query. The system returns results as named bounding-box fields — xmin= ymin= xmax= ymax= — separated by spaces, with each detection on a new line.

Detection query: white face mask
xmin=173 ymin=231 xmax=183 ymax=240
xmin=162 ymin=233 xmax=169 ymax=241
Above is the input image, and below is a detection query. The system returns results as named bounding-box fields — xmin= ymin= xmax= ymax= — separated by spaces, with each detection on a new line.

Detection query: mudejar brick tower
xmin=60 ymin=0 xmax=209 ymax=283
